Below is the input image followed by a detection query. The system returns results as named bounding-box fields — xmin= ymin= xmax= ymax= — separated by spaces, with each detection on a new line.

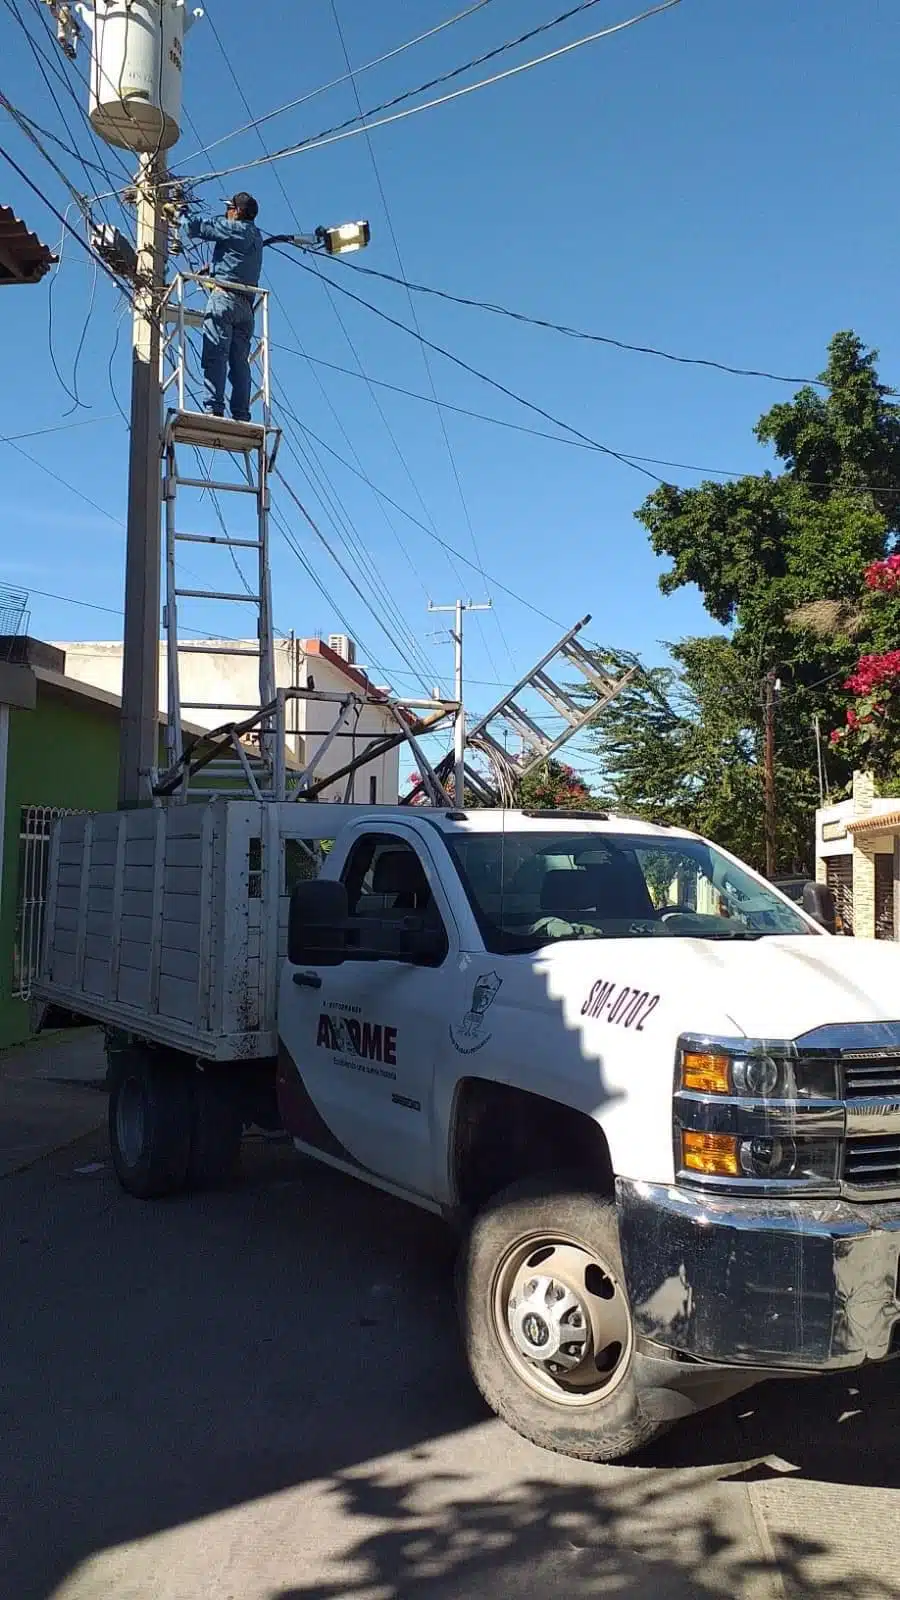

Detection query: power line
xmin=325 ymin=0 xmax=507 ymax=676
xmin=180 ymin=0 xmax=501 ymax=164
xmin=3 ymin=101 xmax=118 ymax=181
xmin=0 ymin=145 xmax=132 ymax=301
xmin=302 ymin=257 xmax=477 ymax=611
xmin=2 ymin=415 xmax=118 ymax=442
xmin=274 ymin=339 xmax=900 ymax=491
xmin=272 ymin=301 xmax=447 ymax=616
xmin=269 ymin=502 xmax=413 ymax=695
xmin=200 ymin=0 xmax=454 ymax=635
xmin=273 ymin=302 xmax=445 ymax=613
xmin=0 ymin=88 xmax=90 ymax=216
xmin=21 ymin=0 xmax=136 ymax=181
xmin=276 ymin=394 xmax=566 ymax=628
xmin=1 ymin=430 xmax=125 ymax=525
xmin=275 ymin=249 xmax=665 ymax=484
xmin=272 ymin=404 xmax=440 ymax=691
xmin=23 ymin=583 xmax=252 ymax=645
xmin=334 ymin=256 xmax=828 ymax=389
xmin=271 ymin=381 xmax=441 ymax=689
xmin=273 ymin=463 xmax=438 ymax=692
xmin=26 ymin=584 xmax=123 ymax=619
xmin=0 ymin=89 xmax=116 ymax=407
xmin=181 ymin=1 xmax=681 ymax=189
xmin=197 ymin=2 xmax=446 ymax=690
xmin=9 ymin=0 xmax=133 ymax=214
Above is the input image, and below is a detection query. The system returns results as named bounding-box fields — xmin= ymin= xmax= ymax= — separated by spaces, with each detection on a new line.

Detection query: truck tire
xmin=188 ymin=1069 xmax=243 ymax=1189
xmin=107 ymin=1046 xmax=191 ymax=1199
xmin=457 ymin=1176 xmax=664 ymax=1462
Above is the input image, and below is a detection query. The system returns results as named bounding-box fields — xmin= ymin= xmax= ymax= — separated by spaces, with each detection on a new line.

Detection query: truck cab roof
xmin=411 ymin=808 xmax=696 ymax=843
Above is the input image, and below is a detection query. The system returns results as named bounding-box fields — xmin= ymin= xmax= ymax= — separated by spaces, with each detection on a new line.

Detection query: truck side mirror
xmin=288 ymin=878 xmax=349 ymax=966
xmin=802 ymin=880 xmax=837 ymax=934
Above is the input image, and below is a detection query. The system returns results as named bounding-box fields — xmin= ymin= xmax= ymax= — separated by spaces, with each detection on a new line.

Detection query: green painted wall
xmin=0 ymin=684 xmax=120 ymax=1048
xmin=0 ymin=681 xmax=256 ymax=1048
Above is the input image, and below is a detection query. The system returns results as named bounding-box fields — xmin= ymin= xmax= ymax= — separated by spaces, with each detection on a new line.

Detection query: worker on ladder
xmin=186 ymin=193 xmax=263 ymax=423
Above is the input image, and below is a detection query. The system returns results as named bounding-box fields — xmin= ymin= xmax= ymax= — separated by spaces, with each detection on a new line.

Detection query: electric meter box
xmin=80 ymin=0 xmax=202 ymax=153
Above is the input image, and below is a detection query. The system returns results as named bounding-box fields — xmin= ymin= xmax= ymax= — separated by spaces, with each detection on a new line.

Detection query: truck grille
xmin=844 ymin=1134 xmax=900 ymax=1188
xmin=843 ymin=1054 xmax=900 ymax=1098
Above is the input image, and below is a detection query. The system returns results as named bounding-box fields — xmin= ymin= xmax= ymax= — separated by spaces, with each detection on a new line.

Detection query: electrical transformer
xmin=80 ymin=0 xmax=203 ymax=153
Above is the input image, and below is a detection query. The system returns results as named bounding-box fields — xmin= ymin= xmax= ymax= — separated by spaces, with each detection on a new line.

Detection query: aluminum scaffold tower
xmin=157 ymin=271 xmax=280 ymax=799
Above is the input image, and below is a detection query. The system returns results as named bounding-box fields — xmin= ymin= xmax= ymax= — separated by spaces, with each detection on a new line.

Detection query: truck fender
xmin=449 ymin=1077 xmax=615 ymax=1213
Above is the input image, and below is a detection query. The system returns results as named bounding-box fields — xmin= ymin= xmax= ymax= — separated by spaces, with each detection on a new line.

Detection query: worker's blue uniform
xmin=185 ymin=216 xmax=264 ymax=421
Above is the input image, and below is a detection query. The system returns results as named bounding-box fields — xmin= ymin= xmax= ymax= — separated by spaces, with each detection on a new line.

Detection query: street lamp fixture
xmin=265 ymin=220 xmax=372 ymax=256
xmin=315 ymin=220 xmax=371 ymax=256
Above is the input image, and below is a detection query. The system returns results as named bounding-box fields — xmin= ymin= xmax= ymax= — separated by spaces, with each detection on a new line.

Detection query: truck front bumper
xmin=617 ymin=1177 xmax=900 ymax=1370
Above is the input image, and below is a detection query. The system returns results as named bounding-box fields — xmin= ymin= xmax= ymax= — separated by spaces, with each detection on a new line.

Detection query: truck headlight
xmin=678 ymin=1036 xmax=839 ymax=1100
xmin=679 ymin=1130 xmax=841 ymax=1185
xmin=737 ymin=1136 xmax=840 ymax=1183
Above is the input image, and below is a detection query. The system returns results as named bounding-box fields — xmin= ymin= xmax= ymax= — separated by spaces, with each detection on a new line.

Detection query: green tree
xmin=593 ymin=333 xmax=900 ymax=868
xmin=593 ymin=638 xmax=817 ymax=871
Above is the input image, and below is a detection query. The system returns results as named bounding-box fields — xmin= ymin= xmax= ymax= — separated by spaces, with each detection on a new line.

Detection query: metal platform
xmin=166 ymin=410 xmax=268 ymax=453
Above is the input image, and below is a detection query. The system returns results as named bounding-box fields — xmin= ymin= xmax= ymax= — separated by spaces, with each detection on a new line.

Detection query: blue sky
xmin=2 ymin=0 xmax=899 ymax=775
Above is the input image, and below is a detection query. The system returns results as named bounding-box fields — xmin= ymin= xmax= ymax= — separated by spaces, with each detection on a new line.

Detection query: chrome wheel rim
xmin=492 ymin=1231 xmax=633 ymax=1407
xmin=115 ymin=1076 xmax=145 ymax=1168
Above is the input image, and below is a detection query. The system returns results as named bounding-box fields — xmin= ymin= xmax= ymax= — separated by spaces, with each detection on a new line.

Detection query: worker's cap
xmin=228 ymin=192 xmax=259 ymax=220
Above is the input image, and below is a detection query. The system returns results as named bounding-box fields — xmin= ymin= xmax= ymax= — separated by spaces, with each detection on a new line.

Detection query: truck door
xmin=278 ymin=829 xmax=456 ymax=1199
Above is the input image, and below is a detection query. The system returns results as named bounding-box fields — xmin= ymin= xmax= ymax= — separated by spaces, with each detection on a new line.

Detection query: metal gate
xmin=826 ymin=857 xmax=853 ymax=937
xmin=876 ymin=854 xmax=895 ymax=940
xmin=13 ymin=806 xmax=84 ymax=1000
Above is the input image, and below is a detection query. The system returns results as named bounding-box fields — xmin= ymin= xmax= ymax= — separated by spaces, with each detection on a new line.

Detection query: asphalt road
xmin=3 ymin=1125 xmax=900 ymax=1600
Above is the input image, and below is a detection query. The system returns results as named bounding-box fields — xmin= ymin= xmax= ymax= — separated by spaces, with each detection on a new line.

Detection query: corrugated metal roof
xmin=0 ymin=205 xmax=56 ymax=285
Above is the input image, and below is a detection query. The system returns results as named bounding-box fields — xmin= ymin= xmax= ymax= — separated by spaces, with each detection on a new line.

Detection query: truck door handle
xmin=293 ymin=971 xmax=322 ymax=990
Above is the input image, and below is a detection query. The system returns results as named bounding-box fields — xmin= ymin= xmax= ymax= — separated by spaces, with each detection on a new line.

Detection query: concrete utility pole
xmin=429 ymin=599 xmax=492 ymax=804
xmin=762 ymin=667 xmax=779 ymax=878
xmin=118 ymin=154 xmax=167 ymax=808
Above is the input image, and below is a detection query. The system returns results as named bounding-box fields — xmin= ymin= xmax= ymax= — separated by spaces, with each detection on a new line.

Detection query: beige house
xmin=815 ymin=771 xmax=900 ymax=939
xmin=57 ymin=635 xmax=400 ymax=804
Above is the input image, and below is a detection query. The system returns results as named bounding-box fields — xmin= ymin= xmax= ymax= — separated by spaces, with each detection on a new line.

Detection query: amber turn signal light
xmin=681 ymin=1131 xmax=740 ymax=1177
xmin=680 ymin=1050 xmax=731 ymax=1094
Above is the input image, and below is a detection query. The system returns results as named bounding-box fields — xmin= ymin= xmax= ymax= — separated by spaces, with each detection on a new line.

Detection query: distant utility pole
xmin=762 ymin=668 xmax=780 ymax=877
xmin=119 ymin=153 xmax=167 ymax=808
xmin=428 ymin=599 xmax=492 ymax=804
xmin=814 ymin=713 xmax=826 ymax=807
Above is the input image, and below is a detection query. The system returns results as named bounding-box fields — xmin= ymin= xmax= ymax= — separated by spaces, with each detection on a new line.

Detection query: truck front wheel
xmin=107 ymin=1046 xmax=191 ymax=1199
xmin=457 ymin=1177 xmax=664 ymax=1462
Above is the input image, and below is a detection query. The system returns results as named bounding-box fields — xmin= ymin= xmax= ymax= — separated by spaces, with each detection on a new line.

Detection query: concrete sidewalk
xmin=0 ymin=1027 xmax=107 ymax=1178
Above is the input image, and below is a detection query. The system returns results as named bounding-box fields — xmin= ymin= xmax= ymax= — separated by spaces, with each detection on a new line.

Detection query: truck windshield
xmin=445 ymin=831 xmax=814 ymax=953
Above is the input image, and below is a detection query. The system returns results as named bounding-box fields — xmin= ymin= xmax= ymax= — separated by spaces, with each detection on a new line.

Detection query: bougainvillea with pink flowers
xmin=830 ymin=562 xmax=900 ymax=770
xmin=403 ymin=758 xmax=594 ymax=809
xmin=864 ymin=555 xmax=900 ymax=594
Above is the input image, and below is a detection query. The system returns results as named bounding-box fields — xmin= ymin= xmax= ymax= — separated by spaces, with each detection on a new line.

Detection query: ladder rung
xmin=175 ymin=588 xmax=260 ymax=603
xmin=201 ymin=765 xmax=269 ymax=777
xmin=181 ymin=701 xmax=264 ymax=711
xmin=175 ymin=476 xmax=257 ymax=494
xmin=190 ymin=788 xmax=275 ymax=799
xmin=174 ymin=532 xmax=263 ymax=549
xmin=178 ymin=644 xmax=262 ymax=657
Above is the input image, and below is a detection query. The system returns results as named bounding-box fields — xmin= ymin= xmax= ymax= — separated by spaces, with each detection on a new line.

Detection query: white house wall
xmin=57 ymin=641 xmax=400 ymax=803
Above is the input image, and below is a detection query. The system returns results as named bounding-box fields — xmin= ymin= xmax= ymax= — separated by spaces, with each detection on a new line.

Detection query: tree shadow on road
xmin=269 ymin=1461 xmax=900 ymax=1600
xmin=5 ymin=1136 xmax=900 ymax=1600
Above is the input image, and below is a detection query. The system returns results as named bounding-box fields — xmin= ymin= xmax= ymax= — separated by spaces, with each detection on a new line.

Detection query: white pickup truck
xmin=34 ymin=799 xmax=900 ymax=1461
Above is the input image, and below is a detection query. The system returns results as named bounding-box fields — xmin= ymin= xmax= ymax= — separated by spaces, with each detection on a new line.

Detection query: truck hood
xmin=533 ymin=934 xmax=900 ymax=1041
